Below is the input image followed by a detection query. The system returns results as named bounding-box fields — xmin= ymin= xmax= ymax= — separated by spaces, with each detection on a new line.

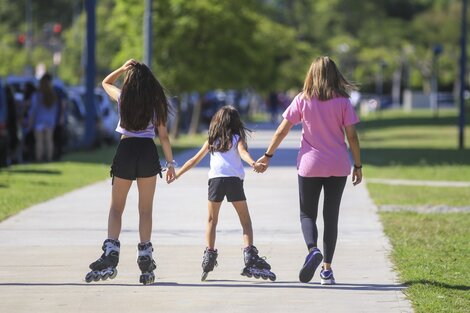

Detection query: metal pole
xmin=459 ymin=0 xmax=468 ymax=150
xmin=84 ymin=0 xmax=97 ymax=148
xmin=25 ymin=0 xmax=33 ymax=76
xmin=143 ymin=0 xmax=153 ymax=69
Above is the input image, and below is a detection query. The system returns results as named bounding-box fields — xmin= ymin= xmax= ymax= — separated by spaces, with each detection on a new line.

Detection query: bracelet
xmin=264 ymin=153 xmax=273 ymax=158
xmin=165 ymin=160 xmax=178 ymax=168
xmin=353 ymin=164 xmax=362 ymax=169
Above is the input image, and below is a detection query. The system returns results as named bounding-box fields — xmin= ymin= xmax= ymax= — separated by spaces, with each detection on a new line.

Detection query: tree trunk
xmin=189 ymin=98 xmax=202 ymax=135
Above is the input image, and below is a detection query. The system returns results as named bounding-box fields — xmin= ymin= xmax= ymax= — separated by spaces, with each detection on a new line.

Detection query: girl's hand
xmin=166 ymin=166 xmax=176 ymax=184
xmin=121 ymin=59 xmax=137 ymax=71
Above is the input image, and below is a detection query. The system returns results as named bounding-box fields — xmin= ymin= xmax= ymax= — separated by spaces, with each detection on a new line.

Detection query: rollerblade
xmin=241 ymin=245 xmax=276 ymax=281
xmin=137 ymin=242 xmax=157 ymax=285
xmin=85 ymin=239 xmax=120 ymax=283
xmin=201 ymin=248 xmax=218 ymax=281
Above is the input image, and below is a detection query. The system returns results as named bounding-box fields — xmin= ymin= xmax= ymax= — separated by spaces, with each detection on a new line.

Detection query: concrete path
xmin=0 ymin=125 xmax=413 ymax=313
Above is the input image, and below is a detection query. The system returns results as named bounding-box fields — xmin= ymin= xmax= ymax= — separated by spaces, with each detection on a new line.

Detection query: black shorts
xmin=208 ymin=177 xmax=246 ymax=202
xmin=110 ymin=137 xmax=162 ymax=183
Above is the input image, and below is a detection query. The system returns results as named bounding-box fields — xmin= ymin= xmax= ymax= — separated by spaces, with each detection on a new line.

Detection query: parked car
xmin=66 ymin=86 xmax=120 ymax=146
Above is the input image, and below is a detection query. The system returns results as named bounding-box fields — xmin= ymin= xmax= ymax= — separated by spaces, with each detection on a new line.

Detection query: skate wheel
xmin=85 ymin=272 xmax=94 ymax=283
xmin=201 ymin=272 xmax=209 ymax=281
xmin=93 ymin=272 xmax=101 ymax=282
xmin=269 ymin=273 xmax=276 ymax=282
xmin=109 ymin=268 xmax=118 ymax=279
xmin=261 ymin=275 xmax=268 ymax=280
xmin=253 ymin=273 xmax=260 ymax=279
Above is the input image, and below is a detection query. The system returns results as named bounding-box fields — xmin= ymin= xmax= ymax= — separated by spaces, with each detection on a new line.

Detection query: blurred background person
xmin=28 ymin=73 xmax=58 ymax=162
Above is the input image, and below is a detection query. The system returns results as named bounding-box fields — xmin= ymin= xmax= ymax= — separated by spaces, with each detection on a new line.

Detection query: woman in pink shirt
xmin=258 ymin=56 xmax=362 ymax=285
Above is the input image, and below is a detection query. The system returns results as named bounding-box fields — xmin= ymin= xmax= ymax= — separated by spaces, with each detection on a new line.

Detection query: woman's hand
xmin=352 ymin=168 xmax=362 ymax=185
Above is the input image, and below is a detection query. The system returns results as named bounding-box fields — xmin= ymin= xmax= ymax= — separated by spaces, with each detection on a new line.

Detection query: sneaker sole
xmin=299 ymin=252 xmax=323 ymax=283
xmin=320 ymin=278 xmax=335 ymax=285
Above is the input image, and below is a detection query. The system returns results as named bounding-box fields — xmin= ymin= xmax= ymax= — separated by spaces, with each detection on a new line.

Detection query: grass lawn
xmin=0 ymin=134 xmax=206 ymax=222
xmin=381 ymin=212 xmax=470 ymax=313
xmin=359 ymin=108 xmax=470 ymax=313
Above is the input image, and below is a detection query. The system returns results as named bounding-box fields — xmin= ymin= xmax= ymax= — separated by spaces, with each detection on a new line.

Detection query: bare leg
xmin=136 ymin=176 xmax=157 ymax=243
xmin=34 ymin=129 xmax=44 ymax=161
xmin=44 ymin=127 xmax=54 ymax=162
xmin=231 ymin=200 xmax=253 ymax=247
xmin=206 ymin=201 xmax=222 ymax=249
xmin=108 ymin=177 xmax=133 ymax=240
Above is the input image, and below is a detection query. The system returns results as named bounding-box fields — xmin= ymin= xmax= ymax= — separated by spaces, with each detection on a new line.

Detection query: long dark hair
xmin=208 ymin=105 xmax=250 ymax=153
xmin=39 ymin=73 xmax=57 ymax=108
xmin=120 ymin=62 xmax=169 ymax=130
xmin=302 ymin=56 xmax=357 ymax=101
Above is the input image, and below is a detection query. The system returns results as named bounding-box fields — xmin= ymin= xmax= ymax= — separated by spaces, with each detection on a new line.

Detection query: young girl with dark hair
xmin=85 ymin=59 xmax=176 ymax=285
xmin=258 ymin=56 xmax=362 ymax=285
xmin=169 ymin=105 xmax=276 ymax=282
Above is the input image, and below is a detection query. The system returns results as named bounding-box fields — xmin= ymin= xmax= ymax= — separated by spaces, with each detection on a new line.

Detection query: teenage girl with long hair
xmin=85 ymin=59 xmax=176 ymax=285
xmin=169 ymin=105 xmax=276 ymax=281
xmin=258 ymin=56 xmax=362 ymax=285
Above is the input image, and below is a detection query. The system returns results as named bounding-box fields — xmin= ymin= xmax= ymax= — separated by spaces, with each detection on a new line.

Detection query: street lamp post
xmin=459 ymin=0 xmax=467 ymax=150
xmin=144 ymin=0 xmax=153 ymax=69
xmin=431 ymin=44 xmax=443 ymax=117
xmin=84 ymin=0 xmax=97 ymax=148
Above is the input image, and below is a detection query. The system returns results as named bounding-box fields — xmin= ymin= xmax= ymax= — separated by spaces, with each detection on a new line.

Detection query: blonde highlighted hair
xmin=302 ymin=56 xmax=357 ymax=101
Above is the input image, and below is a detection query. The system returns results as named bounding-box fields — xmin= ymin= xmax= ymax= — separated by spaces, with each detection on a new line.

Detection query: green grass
xmin=368 ymin=183 xmax=470 ymax=207
xmin=0 ymin=134 xmax=206 ymax=222
xmin=380 ymin=212 xmax=470 ymax=313
xmin=359 ymin=108 xmax=470 ymax=183
xmin=361 ymin=109 xmax=470 ymax=312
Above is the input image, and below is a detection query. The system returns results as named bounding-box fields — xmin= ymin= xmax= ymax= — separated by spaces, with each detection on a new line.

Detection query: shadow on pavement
xmin=0 ymin=281 xmax=407 ymax=291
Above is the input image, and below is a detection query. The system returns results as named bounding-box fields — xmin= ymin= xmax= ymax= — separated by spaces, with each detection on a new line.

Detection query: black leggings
xmin=298 ymin=175 xmax=347 ymax=263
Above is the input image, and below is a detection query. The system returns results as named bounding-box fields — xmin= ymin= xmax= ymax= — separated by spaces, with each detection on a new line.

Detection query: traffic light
xmin=53 ymin=23 xmax=62 ymax=36
xmin=17 ymin=34 xmax=26 ymax=46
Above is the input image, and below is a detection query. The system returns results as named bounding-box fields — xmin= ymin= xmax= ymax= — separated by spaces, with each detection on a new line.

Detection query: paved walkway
xmin=0 ymin=125 xmax=413 ymax=313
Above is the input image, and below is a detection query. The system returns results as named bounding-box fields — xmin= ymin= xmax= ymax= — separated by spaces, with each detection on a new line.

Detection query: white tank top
xmin=208 ymin=135 xmax=245 ymax=180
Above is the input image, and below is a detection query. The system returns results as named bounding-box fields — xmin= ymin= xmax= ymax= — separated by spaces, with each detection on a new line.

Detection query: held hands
xmin=255 ymin=155 xmax=271 ymax=173
xmin=252 ymin=161 xmax=266 ymax=173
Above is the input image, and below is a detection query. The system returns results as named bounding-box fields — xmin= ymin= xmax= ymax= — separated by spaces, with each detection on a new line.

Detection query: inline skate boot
xmin=137 ymin=242 xmax=157 ymax=285
xmin=85 ymin=239 xmax=120 ymax=283
xmin=201 ymin=248 xmax=218 ymax=281
xmin=241 ymin=245 xmax=276 ymax=281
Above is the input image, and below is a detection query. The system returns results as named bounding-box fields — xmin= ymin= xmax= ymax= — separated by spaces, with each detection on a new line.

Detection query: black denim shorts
xmin=208 ymin=177 xmax=246 ymax=202
xmin=110 ymin=137 xmax=162 ymax=184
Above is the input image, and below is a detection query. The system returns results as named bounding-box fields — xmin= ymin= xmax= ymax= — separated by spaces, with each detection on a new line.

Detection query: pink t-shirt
xmin=282 ymin=93 xmax=359 ymax=177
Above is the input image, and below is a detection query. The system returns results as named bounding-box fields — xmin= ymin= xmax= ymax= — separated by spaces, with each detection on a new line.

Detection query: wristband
xmin=264 ymin=153 xmax=273 ymax=158
xmin=353 ymin=164 xmax=362 ymax=169
xmin=165 ymin=160 xmax=178 ymax=168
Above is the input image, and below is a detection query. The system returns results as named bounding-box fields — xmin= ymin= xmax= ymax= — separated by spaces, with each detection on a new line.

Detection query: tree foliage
xmin=0 ymin=0 xmax=467 ymax=94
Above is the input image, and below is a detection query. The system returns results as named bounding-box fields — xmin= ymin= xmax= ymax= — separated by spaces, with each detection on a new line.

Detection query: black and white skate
xmin=137 ymin=242 xmax=157 ymax=285
xmin=201 ymin=248 xmax=218 ymax=281
xmin=241 ymin=245 xmax=276 ymax=281
xmin=85 ymin=239 xmax=120 ymax=283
